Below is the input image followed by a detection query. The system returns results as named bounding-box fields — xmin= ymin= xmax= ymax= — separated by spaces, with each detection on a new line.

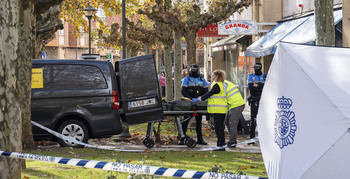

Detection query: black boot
xmin=196 ymin=135 xmax=207 ymax=145
xmin=178 ymin=138 xmax=185 ymax=145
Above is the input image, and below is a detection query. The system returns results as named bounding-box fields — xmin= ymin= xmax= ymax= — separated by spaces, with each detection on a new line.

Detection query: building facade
xmin=204 ymin=0 xmax=348 ymax=100
xmin=43 ymin=8 xmax=120 ymax=62
xmin=43 ymin=22 xmax=90 ymax=60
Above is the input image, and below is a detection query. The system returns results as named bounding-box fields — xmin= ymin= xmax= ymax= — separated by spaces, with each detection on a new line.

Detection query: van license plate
xmin=129 ymin=98 xmax=156 ymax=108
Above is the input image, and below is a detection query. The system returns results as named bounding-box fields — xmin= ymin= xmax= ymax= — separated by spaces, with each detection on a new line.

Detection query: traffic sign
xmin=42 ymin=52 xmax=46 ymax=59
xmin=106 ymin=53 xmax=113 ymax=63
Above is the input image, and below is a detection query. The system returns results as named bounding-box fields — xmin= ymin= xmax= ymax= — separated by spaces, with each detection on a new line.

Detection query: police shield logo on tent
xmin=274 ymin=96 xmax=297 ymax=149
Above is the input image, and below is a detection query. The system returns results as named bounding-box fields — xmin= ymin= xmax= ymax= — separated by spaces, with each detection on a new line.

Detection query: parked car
xmin=31 ymin=59 xmax=123 ymax=147
xmin=31 ymin=55 xmax=164 ymax=148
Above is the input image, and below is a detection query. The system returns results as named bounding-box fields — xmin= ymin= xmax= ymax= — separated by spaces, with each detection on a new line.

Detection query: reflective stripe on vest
xmin=210 ymin=96 xmax=226 ymax=99
xmin=207 ymin=104 xmax=228 ymax=108
xmin=207 ymin=82 xmax=227 ymax=114
xmin=224 ymin=80 xmax=245 ymax=110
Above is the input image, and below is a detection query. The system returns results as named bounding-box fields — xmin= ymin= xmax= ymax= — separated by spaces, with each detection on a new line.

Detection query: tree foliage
xmin=139 ymin=0 xmax=252 ymax=65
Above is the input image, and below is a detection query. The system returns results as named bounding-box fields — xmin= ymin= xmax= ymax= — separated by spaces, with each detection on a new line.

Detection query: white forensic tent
xmin=258 ymin=42 xmax=350 ymax=179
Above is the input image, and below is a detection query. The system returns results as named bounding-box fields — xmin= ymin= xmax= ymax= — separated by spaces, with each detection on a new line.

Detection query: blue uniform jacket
xmin=181 ymin=76 xmax=208 ymax=98
xmin=247 ymin=73 xmax=266 ymax=96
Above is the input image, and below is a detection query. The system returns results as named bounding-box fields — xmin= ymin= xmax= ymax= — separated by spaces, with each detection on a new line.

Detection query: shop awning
xmin=211 ymin=35 xmax=245 ymax=52
xmin=211 ymin=35 xmax=245 ymax=47
xmin=282 ymin=9 xmax=342 ymax=44
xmin=246 ymin=9 xmax=343 ymax=57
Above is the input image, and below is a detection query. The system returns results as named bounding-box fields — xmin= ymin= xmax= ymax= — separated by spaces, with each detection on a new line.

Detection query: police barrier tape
xmin=0 ymin=150 xmax=267 ymax=179
xmin=31 ymin=121 xmax=144 ymax=152
xmin=32 ymin=120 xmax=260 ymax=152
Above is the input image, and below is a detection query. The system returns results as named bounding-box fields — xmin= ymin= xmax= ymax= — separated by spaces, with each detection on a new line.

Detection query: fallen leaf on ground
xmin=241 ymin=166 xmax=248 ymax=170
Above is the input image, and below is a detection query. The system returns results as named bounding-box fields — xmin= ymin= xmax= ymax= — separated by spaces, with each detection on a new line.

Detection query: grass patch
xmin=22 ymin=148 xmax=267 ymax=178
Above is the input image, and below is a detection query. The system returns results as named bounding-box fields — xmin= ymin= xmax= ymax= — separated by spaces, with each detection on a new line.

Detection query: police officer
xmin=247 ymin=62 xmax=266 ymax=140
xmin=181 ymin=64 xmax=208 ymax=145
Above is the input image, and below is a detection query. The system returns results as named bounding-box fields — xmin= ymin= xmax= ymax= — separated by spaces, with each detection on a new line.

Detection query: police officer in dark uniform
xmin=180 ymin=64 xmax=208 ymax=145
xmin=247 ymin=62 xmax=266 ymax=140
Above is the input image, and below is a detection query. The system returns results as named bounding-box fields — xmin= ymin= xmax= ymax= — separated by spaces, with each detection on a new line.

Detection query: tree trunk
xmin=144 ymin=43 xmax=153 ymax=55
xmin=0 ymin=0 xmax=22 ymax=177
xmin=173 ymin=32 xmax=182 ymax=100
xmin=19 ymin=0 xmax=37 ymax=152
xmin=184 ymin=30 xmax=197 ymax=66
xmin=155 ymin=43 xmax=162 ymax=95
xmin=164 ymin=42 xmax=174 ymax=101
xmin=315 ymin=0 xmax=335 ymax=46
xmin=156 ymin=42 xmax=162 ymax=75
xmin=343 ymin=0 xmax=350 ymax=47
xmin=130 ymin=49 xmax=138 ymax=57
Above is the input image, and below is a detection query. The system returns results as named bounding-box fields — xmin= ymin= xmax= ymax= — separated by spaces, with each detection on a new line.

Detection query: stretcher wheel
xmin=143 ymin=138 xmax=155 ymax=148
xmin=185 ymin=137 xmax=196 ymax=148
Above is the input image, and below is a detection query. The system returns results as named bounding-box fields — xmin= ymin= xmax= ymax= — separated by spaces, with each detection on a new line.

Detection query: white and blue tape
xmin=0 ymin=150 xmax=266 ymax=179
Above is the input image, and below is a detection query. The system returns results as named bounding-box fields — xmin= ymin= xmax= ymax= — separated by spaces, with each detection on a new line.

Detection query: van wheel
xmin=57 ymin=120 xmax=89 ymax=148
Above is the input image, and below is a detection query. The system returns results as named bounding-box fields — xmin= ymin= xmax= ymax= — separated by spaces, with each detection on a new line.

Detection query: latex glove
xmin=197 ymin=97 xmax=202 ymax=101
xmin=191 ymin=98 xmax=198 ymax=103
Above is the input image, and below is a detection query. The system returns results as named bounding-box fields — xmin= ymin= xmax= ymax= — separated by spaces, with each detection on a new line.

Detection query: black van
xmin=31 ymin=55 xmax=164 ymax=148
xmin=31 ymin=59 xmax=123 ymax=147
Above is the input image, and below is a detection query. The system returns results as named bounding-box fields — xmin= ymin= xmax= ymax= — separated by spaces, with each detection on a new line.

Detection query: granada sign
xmin=218 ymin=20 xmax=257 ymax=35
xmin=197 ymin=24 xmax=229 ymax=37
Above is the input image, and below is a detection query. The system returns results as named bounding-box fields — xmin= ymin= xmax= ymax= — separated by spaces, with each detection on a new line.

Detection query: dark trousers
xmin=182 ymin=115 xmax=203 ymax=140
xmin=213 ymin=113 xmax=226 ymax=146
xmin=250 ymin=100 xmax=259 ymax=138
xmin=161 ymin=86 xmax=165 ymax=97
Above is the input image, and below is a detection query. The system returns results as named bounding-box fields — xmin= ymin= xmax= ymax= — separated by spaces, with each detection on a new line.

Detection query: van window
xmin=42 ymin=65 xmax=107 ymax=90
xmin=120 ymin=60 xmax=158 ymax=98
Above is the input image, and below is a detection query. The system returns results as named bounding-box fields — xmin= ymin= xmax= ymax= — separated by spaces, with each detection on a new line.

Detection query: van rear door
xmin=116 ymin=55 xmax=164 ymax=125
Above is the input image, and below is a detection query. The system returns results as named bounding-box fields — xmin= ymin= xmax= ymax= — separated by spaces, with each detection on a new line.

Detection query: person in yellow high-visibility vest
xmin=192 ymin=69 xmax=227 ymax=150
xmin=223 ymin=80 xmax=245 ymax=148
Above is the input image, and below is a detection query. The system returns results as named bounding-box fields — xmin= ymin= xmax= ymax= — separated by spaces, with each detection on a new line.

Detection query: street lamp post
xmin=84 ymin=5 xmax=97 ymax=56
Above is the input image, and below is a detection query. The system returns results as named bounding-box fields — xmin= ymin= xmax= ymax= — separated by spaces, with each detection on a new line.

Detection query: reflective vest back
xmin=207 ymin=82 xmax=227 ymax=114
xmin=224 ymin=80 xmax=245 ymax=110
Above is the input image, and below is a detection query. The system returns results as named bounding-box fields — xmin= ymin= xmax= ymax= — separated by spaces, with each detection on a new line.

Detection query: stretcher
xmin=142 ymin=98 xmax=210 ymax=149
